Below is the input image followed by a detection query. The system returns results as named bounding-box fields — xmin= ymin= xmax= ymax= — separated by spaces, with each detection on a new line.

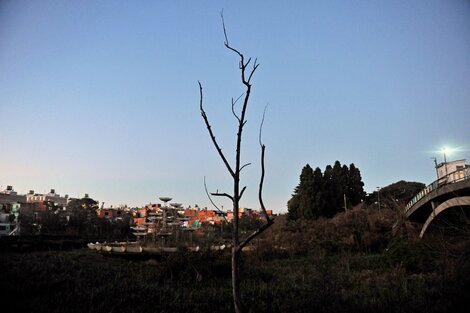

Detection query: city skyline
xmin=1 ymin=1 xmax=469 ymax=212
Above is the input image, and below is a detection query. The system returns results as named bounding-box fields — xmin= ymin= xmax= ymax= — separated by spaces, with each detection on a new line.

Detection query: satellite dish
xmin=170 ymin=203 xmax=182 ymax=208
xmin=159 ymin=197 xmax=172 ymax=202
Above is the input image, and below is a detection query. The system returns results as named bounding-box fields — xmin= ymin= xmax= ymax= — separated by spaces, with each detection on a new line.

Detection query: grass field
xmin=1 ymin=240 xmax=468 ymax=313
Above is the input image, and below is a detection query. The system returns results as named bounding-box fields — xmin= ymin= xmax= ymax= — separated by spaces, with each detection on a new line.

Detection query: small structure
xmin=436 ymin=159 xmax=469 ymax=185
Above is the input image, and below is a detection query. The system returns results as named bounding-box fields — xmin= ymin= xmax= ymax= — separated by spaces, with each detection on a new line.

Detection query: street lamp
xmin=442 ymin=147 xmax=448 ymax=163
xmin=376 ymin=187 xmax=381 ymax=210
xmin=432 ymin=157 xmax=439 ymax=180
xmin=442 ymin=147 xmax=450 ymax=180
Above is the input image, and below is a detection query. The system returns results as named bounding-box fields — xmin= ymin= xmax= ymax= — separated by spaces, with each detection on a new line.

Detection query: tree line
xmin=288 ymin=161 xmax=366 ymax=220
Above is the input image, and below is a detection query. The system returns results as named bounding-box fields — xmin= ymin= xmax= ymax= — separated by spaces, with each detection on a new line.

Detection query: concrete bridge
xmin=405 ymin=168 xmax=470 ymax=238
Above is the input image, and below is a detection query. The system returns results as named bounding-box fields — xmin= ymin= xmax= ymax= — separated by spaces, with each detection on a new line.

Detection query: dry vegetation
xmin=1 ymin=206 xmax=469 ymax=313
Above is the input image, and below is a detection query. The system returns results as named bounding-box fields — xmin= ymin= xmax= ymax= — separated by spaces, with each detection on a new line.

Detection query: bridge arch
xmin=419 ymin=196 xmax=470 ymax=238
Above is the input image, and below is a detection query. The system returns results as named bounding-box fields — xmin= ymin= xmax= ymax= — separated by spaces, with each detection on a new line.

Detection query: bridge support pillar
xmin=430 ymin=200 xmax=437 ymax=219
xmin=419 ymin=196 xmax=470 ymax=238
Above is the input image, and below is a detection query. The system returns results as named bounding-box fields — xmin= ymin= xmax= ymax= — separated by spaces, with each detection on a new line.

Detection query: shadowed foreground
xmin=2 ymin=207 xmax=469 ymax=313
xmin=1 ymin=240 xmax=468 ymax=313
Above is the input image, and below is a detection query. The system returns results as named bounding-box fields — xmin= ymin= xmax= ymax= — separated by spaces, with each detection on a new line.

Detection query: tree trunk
xmin=233 ymin=176 xmax=241 ymax=313
xmin=232 ymin=246 xmax=241 ymax=313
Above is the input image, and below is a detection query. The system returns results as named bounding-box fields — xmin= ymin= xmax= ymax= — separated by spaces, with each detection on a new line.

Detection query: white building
xmin=436 ymin=159 xmax=469 ymax=184
xmin=26 ymin=189 xmax=69 ymax=207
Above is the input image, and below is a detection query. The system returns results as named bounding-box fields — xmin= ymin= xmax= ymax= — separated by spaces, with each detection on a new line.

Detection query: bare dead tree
xmin=198 ymin=14 xmax=274 ymax=313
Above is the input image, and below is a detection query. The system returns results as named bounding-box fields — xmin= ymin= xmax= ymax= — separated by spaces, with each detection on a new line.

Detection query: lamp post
xmin=432 ymin=157 xmax=439 ymax=180
xmin=376 ymin=187 xmax=381 ymax=211
xmin=442 ymin=147 xmax=449 ymax=182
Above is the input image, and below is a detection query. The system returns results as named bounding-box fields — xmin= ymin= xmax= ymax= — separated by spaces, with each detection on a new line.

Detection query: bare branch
xmin=259 ymin=104 xmax=268 ymax=146
xmin=239 ymin=186 xmax=247 ymax=200
xmin=245 ymin=57 xmax=252 ymax=67
xmin=204 ymin=176 xmax=219 ymax=210
xmin=238 ymin=222 xmax=273 ymax=252
xmin=204 ymin=176 xmax=228 ymax=222
xmin=237 ymin=103 xmax=274 ymax=253
xmin=239 ymin=162 xmax=251 ymax=172
xmin=231 ymin=92 xmax=244 ymax=122
xmin=258 ymin=104 xmax=273 ymax=224
xmin=221 ymin=12 xmax=243 ymax=59
xmin=247 ymin=60 xmax=259 ymax=84
xmin=199 ymin=81 xmax=235 ymax=178
xmin=211 ymin=192 xmax=234 ymax=202
xmin=258 ymin=144 xmax=272 ymax=222
xmin=237 ymin=136 xmax=274 ymax=253
xmin=221 ymin=9 xmax=228 ymax=46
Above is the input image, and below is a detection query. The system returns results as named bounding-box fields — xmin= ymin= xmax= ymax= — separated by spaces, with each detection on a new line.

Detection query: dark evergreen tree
xmin=288 ymin=164 xmax=315 ymax=219
xmin=341 ymin=164 xmax=350 ymax=209
xmin=347 ymin=163 xmax=366 ymax=206
xmin=331 ymin=161 xmax=346 ymax=214
xmin=287 ymin=195 xmax=300 ymax=221
xmin=311 ymin=167 xmax=324 ymax=218
xmin=322 ymin=165 xmax=339 ymax=217
xmin=297 ymin=164 xmax=315 ymax=219
xmin=288 ymin=161 xmax=366 ymax=220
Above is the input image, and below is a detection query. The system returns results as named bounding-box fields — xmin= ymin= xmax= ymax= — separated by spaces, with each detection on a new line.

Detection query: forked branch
xmin=221 ymin=12 xmax=259 ymax=87
xmin=231 ymin=93 xmax=244 ymax=123
xmin=238 ymin=105 xmax=274 ymax=252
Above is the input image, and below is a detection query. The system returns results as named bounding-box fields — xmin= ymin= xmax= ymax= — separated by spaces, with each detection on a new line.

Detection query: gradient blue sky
xmin=1 ymin=0 xmax=469 ymax=212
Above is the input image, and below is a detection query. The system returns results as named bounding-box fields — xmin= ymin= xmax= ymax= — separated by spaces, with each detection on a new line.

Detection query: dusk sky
xmin=1 ymin=1 xmax=469 ymax=212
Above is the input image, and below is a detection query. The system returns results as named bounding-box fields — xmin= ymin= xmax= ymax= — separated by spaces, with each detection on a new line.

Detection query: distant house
xmin=226 ymin=207 xmax=273 ymax=222
xmin=0 ymin=186 xmax=27 ymax=205
xmin=96 ymin=208 xmax=125 ymax=220
xmin=26 ymin=189 xmax=69 ymax=209
xmin=0 ymin=187 xmax=23 ymax=236
xmin=132 ymin=217 xmax=146 ymax=225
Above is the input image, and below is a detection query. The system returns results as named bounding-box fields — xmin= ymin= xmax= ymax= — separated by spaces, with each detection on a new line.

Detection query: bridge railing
xmin=405 ymin=167 xmax=470 ymax=213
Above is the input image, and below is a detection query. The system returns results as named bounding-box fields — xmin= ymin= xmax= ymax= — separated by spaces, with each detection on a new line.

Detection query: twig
xmin=231 ymin=93 xmax=244 ymax=122
xmin=239 ymin=186 xmax=247 ymax=200
xmin=240 ymin=163 xmax=251 ymax=172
